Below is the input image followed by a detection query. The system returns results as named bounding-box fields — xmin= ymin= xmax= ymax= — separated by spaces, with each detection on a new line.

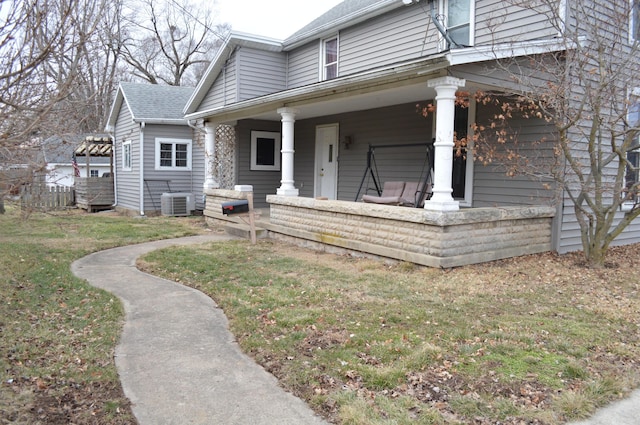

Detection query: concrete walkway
xmin=71 ymin=234 xmax=328 ymax=425
xmin=566 ymin=389 xmax=640 ymax=425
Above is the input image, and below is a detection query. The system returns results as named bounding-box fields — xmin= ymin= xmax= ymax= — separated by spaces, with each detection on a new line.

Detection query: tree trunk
xmin=0 ymin=198 xmax=5 ymax=214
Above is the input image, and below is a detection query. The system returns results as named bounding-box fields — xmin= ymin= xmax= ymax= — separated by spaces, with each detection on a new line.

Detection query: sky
xmin=214 ymin=0 xmax=344 ymax=39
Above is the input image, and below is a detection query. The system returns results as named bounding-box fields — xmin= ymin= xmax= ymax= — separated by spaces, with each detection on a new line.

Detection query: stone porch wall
xmin=266 ymin=195 xmax=555 ymax=268
xmin=203 ymin=189 xmax=556 ymax=268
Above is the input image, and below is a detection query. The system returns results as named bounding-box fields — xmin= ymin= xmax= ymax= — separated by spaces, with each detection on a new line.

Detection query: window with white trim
xmin=322 ymin=36 xmax=338 ymax=80
xmin=250 ymin=131 xmax=281 ymax=171
xmin=122 ymin=140 xmax=132 ymax=171
xmin=444 ymin=0 xmax=474 ymax=48
xmin=90 ymin=170 xmax=99 ymax=177
xmin=155 ymin=138 xmax=192 ymax=170
xmin=631 ymin=0 xmax=640 ymax=42
xmin=624 ymin=94 xmax=640 ymax=205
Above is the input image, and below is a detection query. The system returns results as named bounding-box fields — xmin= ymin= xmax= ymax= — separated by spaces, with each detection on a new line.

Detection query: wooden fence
xmin=21 ymin=183 xmax=75 ymax=211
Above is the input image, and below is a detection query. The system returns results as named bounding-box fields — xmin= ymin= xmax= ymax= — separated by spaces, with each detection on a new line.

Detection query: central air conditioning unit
xmin=161 ymin=192 xmax=195 ymax=216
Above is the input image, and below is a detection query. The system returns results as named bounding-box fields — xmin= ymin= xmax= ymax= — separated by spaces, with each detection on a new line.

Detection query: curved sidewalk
xmin=71 ymin=234 xmax=328 ymax=425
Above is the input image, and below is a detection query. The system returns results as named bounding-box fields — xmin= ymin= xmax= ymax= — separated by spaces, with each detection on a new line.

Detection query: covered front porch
xmin=195 ymin=67 xmax=558 ymax=267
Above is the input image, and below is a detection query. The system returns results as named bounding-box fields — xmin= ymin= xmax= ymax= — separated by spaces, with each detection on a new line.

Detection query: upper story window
xmin=122 ymin=140 xmax=132 ymax=171
xmin=631 ymin=0 xmax=640 ymax=42
xmin=155 ymin=138 xmax=192 ymax=170
xmin=624 ymin=93 xmax=640 ymax=205
xmin=322 ymin=36 xmax=338 ymax=80
xmin=445 ymin=0 xmax=473 ymax=48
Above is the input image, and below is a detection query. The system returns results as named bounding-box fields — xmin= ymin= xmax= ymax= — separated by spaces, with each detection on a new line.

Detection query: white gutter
xmin=105 ymin=127 xmax=117 ymax=208
xmin=133 ymin=118 xmax=188 ymax=126
xmin=447 ymin=37 xmax=583 ymax=66
xmin=139 ymin=122 xmax=145 ymax=216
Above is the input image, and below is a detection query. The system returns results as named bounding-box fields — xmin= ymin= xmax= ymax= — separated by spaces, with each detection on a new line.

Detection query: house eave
xmin=133 ymin=118 xmax=189 ymax=126
xmin=448 ymin=37 xmax=582 ymax=66
xmin=185 ymin=54 xmax=450 ymax=123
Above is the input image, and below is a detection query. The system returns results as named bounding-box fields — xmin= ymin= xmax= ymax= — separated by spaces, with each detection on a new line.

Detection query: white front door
xmin=315 ymin=124 xmax=339 ymax=199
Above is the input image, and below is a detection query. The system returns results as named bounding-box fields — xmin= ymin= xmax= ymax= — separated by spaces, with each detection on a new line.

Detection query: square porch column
xmin=424 ymin=76 xmax=466 ymax=212
xmin=204 ymin=121 xmax=220 ymax=190
xmin=277 ymin=107 xmax=299 ymax=196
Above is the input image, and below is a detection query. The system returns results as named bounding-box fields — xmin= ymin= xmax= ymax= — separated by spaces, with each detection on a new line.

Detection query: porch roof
xmin=184 ymin=55 xmax=451 ymax=124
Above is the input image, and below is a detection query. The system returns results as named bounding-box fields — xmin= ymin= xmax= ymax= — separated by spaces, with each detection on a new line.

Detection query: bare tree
xmin=0 ymin=0 xmax=113 ymax=212
xmin=118 ymin=0 xmax=228 ymax=86
xmin=469 ymin=0 xmax=640 ymax=267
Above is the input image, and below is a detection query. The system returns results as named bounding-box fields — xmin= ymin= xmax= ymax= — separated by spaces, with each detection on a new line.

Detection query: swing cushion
xmin=400 ymin=181 xmax=433 ymax=207
xmin=362 ymin=181 xmax=405 ymax=204
xmin=399 ymin=181 xmax=420 ymax=206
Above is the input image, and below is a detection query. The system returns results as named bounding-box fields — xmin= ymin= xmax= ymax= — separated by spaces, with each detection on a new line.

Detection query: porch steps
xmin=222 ymin=221 xmax=268 ymax=240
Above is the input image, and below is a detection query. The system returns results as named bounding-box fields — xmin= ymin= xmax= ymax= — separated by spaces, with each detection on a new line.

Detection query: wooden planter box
xmin=75 ymin=177 xmax=114 ymax=212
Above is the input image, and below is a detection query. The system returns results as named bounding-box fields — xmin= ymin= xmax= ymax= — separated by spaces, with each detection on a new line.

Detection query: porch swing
xmin=355 ymin=142 xmax=434 ymax=208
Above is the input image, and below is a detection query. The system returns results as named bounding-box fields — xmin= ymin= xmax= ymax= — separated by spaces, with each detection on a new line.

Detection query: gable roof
xmin=105 ymin=83 xmax=194 ymax=131
xmin=183 ymin=0 xmax=403 ymax=116
xmin=183 ymin=32 xmax=283 ymax=117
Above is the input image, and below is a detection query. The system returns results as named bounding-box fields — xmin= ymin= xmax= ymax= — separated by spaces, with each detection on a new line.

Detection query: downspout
xmin=139 ymin=122 xmax=145 ymax=216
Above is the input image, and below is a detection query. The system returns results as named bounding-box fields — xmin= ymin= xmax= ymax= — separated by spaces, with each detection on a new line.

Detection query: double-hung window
xmin=122 ymin=140 xmax=132 ymax=171
xmin=625 ymin=94 xmax=640 ymax=206
xmin=631 ymin=0 xmax=640 ymax=42
xmin=445 ymin=0 xmax=473 ymax=48
xmin=155 ymin=138 xmax=192 ymax=170
xmin=322 ymin=36 xmax=338 ymax=80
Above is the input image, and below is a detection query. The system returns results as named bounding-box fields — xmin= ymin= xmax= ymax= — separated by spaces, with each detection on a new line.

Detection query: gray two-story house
xmin=181 ymin=0 xmax=639 ymax=267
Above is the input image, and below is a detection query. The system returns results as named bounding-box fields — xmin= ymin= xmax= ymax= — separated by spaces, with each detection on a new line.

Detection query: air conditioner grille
xmin=161 ymin=193 xmax=193 ymax=216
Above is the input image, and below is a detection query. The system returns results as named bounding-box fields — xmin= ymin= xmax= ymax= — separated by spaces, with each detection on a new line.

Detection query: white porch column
xmin=424 ymin=76 xmax=466 ymax=212
xmin=204 ymin=122 xmax=219 ymax=189
xmin=276 ymin=107 xmax=299 ymax=196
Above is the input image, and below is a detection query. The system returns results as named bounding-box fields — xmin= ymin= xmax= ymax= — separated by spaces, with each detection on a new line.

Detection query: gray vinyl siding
xmin=287 ymin=41 xmax=319 ymax=89
xmin=113 ymin=103 xmax=140 ymax=212
xmin=234 ymin=103 xmax=435 ymax=208
xmin=555 ymin=0 xmax=640 ymax=253
xmin=475 ymin=0 xmax=559 ymax=46
xmin=332 ymin=103 xmax=434 ymax=202
xmin=472 ymin=103 xmax=557 ymax=208
xmin=340 ymin=6 xmax=436 ymax=76
xmin=141 ymin=124 xmax=202 ymax=212
xmin=237 ymin=48 xmax=287 ymax=100
xmin=198 ymin=50 xmax=238 ymax=112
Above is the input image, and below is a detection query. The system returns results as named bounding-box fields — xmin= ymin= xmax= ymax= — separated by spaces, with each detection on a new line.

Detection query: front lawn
xmin=0 ymin=205 xmax=207 ymax=424
xmin=139 ymin=238 xmax=640 ymax=424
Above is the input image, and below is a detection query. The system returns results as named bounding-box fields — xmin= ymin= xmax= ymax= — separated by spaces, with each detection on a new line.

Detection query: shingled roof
xmin=284 ymin=0 xmax=399 ymax=48
xmin=106 ymin=83 xmax=195 ymax=130
xmin=120 ymin=83 xmax=194 ymax=121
